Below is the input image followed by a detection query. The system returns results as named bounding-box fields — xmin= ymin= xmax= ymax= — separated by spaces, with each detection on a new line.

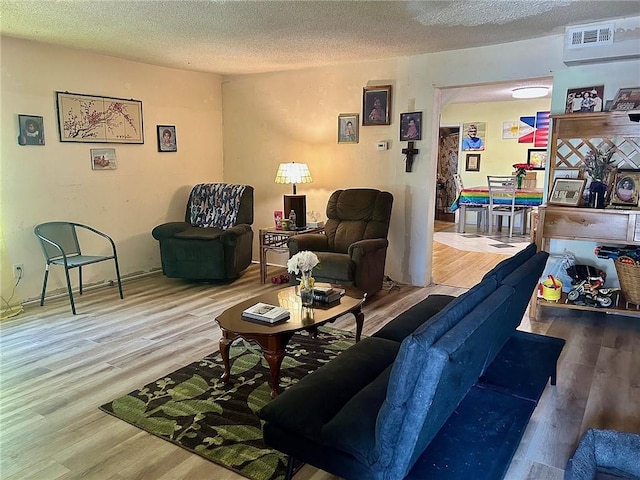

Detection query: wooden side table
xmin=259 ymin=226 xmax=324 ymax=283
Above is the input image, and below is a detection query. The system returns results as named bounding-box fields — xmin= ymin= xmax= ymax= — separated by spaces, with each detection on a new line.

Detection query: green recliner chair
xmin=288 ymin=188 xmax=393 ymax=295
xmin=152 ymin=183 xmax=254 ymax=280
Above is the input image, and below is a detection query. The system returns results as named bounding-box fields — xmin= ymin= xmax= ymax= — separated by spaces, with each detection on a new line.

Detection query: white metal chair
xmin=34 ymin=222 xmax=124 ymax=314
xmin=487 ymin=176 xmax=527 ymax=237
xmin=453 ymin=174 xmax=486 ymax=233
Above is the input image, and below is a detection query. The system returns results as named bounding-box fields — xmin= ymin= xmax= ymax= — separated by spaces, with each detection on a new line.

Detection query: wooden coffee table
xmin=215 ymin=286 xmax=365 ymax=398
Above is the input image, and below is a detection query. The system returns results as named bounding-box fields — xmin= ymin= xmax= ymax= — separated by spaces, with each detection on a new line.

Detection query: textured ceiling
xmin=1 ymin=0 xmax=638 ymax=76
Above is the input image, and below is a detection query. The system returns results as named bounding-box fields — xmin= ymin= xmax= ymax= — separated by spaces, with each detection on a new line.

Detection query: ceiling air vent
xmin=566 ymin=23 xmax=614 ymax=49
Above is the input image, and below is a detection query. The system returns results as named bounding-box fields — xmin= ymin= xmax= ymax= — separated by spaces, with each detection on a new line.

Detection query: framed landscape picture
xmin=90 ymin=148 xmax=117 ymax=170
xmin=527 ymin=148 xmax=547 ymax=170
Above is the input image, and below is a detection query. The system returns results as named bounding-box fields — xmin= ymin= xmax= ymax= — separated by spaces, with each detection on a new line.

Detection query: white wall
xmin=1 ymin=37 xmax=224 ymax=302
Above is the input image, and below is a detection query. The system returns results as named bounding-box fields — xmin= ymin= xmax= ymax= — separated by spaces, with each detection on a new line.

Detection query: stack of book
xmin=313 ymin=284 xmax=345 ymax=304
xmin=242 ymin=303 xmax=290 ymax=323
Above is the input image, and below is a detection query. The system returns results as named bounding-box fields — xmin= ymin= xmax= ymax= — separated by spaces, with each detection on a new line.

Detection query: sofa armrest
xmin=288 ymin=234 xmax=330 ymax=254
xmin=348 ymin=238 xmax=389 ymax=259
xmin=151 ymin=222 xmax=190 ymax=240
xmin=220 ymin=224 xmax=253 ymax=245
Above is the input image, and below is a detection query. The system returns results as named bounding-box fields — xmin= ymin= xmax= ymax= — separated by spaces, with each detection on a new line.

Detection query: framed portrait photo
xmin=465 ymin=153 xmax=481 ymax=172
xmin=157 ymin=125 xmax=177 ymax=152
xmin=527 ymin=148 xmax=547 ymax=170
xmin=90 ymin=148 xmax=117 ymax=170
xmin=17 ymin=114 xmax=45 ymax=146
xmin=461 ymin=122 xmax=486 ymax=151
xmin=610 ymin=87 xmax=640 ymax=112
xmin=564 ymin=85 xmax=604 ymax=113
xmin=399 ymin=112 xmax=422 ymax=141
xmin=549 ymin=178 xmax=586 ymax=206
xmin=362 ymin=85 xmax=391 ymax=126
xmin=338 ymin=113 xmax=359 ymax=144
xmin=611 ymin=170 xmax=640 ymax=207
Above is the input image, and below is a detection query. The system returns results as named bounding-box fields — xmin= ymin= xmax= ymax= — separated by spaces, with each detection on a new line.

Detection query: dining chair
xmin=487 ymin=176 xmax=528 ymax=237
xmin=34 ymin=222 xmax=124 ymax=315
xmin=453 ymin=174 xmax=487 ymax=233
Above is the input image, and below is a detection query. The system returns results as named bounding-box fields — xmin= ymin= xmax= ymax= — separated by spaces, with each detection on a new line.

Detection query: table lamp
xmin=274 ymin=162 xmax=312 ymax=229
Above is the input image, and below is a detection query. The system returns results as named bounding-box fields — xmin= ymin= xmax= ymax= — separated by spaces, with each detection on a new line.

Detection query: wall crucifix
xmin=401 ymin=141 xmax=419 ymax=172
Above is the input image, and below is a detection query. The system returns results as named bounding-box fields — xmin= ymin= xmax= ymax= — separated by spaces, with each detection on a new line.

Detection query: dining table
xmin=450 ymin=186 xmax=544 ymax=235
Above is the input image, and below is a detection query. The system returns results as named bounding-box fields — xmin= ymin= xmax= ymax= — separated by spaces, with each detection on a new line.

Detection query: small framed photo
xmin=610 ymin=87 xmax=640 ymax=112
xmin=549 ymin=178 xmax=586 ymax=206
xmin=611 ymin=170 xmax=640 ymax=206
xmin=157 ymin=125 xmax=177 ymax=152
xmin=399 ymin=112 xmax=422 ymax=141
xmin=565 ymin=85 xmax=604 ymax=113
xmin=362 ymin=85 xmax=391 ymax=126
xmin=527 ymin=148 xmax=547 ymax=170
xmin=338 ymin=113 xmax=359 ymax=144
xmin=17 ymin=114 xmax=45 ymax=145
xmin=90 ymin=148 xmax=117 ymax=170
xmin=465 ymin=153 xmax=481 ymax=172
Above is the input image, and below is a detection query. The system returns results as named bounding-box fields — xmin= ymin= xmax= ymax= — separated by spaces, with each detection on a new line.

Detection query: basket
xmin=614 ymin=257 xmax=640 ymax=306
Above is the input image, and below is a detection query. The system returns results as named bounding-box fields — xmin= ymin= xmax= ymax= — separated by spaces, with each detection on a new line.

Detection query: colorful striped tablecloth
xmin=450 ymin=187 xmax=544 ymax=211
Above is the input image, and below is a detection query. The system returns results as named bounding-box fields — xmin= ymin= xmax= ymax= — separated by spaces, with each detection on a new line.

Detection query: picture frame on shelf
xmin=527 ymin=148 xmax=547 ymax=170
xmin=564 ymin=85 xmax=604 ymax=113
xmin=549 ymin=178 xmax=586 ymax=206
xmin=465 ymin=153 xmax=480 ymax=172
xmin=90 ymin=148 xmax=117 ymax=170
xmin=362 ymin=85 xmax=391 ymax=126
xmin=399 ymin=112 xmax=422 ymax=140
xmin=610 ymin=87 xmax=640 ymax=112
xmin=611 ymin=170 xmax=640 ymax=207
xmin=17 ymin=114 xmax=45 ymax=146
xmin=552 ymin=168 xmax=582 ymax=181
xmin=157 ymin=125 xmax=177 ymax=152
xmin=337 ymin=113 xmax=359 ymax=144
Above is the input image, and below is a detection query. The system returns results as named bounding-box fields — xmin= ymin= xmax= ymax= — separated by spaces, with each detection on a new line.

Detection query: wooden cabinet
xmin=531 ymin=112 xmax=640 ymax=318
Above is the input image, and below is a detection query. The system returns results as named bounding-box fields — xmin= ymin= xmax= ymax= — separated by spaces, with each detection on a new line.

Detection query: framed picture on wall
xmin=157 ymin=125 xmax=177 ymax=152
xmin=90 ymin=148 xmax=117 ymax=170
xmin=362 ymin=85 xmax=391 ymax=126
xmin=461 ymin=122 xmax=486 ymax=151
xmin=17 ymin=114 xmax=45 ymax=146
xmin=465 ymin=153 xmax=481 ymax=172
xmin=338 ymin=113 xmax=359 ymax=144
xmin=399 ymin=112 xmax=422 ymax=140
xmin=564 ymin=85 xmax=604 ymax=113
xmin=527 ymin=148 xmax=547 ymax=170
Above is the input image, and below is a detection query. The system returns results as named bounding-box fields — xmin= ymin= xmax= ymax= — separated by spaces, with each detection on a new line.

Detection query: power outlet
xmin=13 ymin=264 xmax=24 ymax=279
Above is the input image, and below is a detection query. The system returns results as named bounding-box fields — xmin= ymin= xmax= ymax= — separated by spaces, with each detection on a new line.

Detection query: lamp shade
xmin=274 ymin=162 xmax=313 ymax=186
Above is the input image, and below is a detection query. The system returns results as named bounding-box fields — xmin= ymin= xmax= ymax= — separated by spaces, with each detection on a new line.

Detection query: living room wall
xmin=1 ymin=37 xmax=224 ymax=303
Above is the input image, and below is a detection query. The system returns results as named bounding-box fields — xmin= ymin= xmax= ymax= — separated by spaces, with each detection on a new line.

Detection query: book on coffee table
xmin=242 ymin=303 xmax=290 ymax=323
xmin=313 ymin=286 xmax=345 ymax=304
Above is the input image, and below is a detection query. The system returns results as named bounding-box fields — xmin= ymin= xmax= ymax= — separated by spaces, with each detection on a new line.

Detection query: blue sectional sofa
xmin=258 ymin=243 xmax=565 ymax=480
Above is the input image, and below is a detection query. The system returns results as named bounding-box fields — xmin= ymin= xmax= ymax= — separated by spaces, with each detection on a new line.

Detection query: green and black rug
xmin=100 ymin=326 xmax=356 ymax=480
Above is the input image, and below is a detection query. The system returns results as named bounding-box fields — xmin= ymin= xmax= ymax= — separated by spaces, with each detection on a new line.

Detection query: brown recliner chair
xmin=288 ymin=188 xmax=393 ymax=295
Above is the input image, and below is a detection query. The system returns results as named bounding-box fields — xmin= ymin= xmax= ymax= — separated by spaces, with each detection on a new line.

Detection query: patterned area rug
xmin=100 ymin=326 xmax=356 ymax=480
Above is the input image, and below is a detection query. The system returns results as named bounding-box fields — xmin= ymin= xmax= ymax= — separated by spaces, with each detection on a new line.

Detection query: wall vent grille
xmin=567 ymin=24 xmax=614 ymax=48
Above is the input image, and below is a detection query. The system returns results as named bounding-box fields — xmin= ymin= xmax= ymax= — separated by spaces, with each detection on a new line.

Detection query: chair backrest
xmin=184 ymin=183 xmax=254 ymax=228
xmin=34 ymin=222 xmax=81 ymax=261
xmin=487 ymin=175 xmax=517 ymax=210
xmin=324 ymin=188 xmax=393 ymax=253
xmin=453 ymin=174 xmax=464 ymax=196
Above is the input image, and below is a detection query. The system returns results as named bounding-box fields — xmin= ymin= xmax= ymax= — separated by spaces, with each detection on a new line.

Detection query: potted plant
xmin=584 ymin=148 xmax=615 ymax=208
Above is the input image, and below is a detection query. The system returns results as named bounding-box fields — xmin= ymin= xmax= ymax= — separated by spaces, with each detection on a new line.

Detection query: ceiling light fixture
xmin=512 ymin=87 xmax=549 ymax=99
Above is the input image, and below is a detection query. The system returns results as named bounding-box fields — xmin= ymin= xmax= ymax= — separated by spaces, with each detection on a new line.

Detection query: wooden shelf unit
xmin=531 ymin=112 xmax=640 ymax=318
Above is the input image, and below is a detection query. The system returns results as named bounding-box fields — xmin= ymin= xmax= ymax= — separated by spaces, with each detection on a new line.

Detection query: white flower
xmin=287 ymin=251 xmax=319 ymax=275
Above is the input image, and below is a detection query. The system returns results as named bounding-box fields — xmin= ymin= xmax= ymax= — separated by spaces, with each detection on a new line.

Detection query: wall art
xmin=564 ymin=85 xmax=604 ymax=113
xmin=90 ymin=148 xmax=117 ymax=170
xmin=56 ymin=91 xmax=143 ymax=143
xmin=17 ymin=114 xmax=45 ymax=146
xmin=157 ymin=125 xmax=177 ymax=152
xmin=362 ymin=85 xmax=391 ymax=126
xmin=399 ymin=112 xmax=422 ymax=141
xmin=338 ymin=114 xmax=359 ymax=144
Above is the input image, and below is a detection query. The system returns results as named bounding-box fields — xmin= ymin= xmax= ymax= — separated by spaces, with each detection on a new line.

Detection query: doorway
xmin=435 ymin=126 xmax=459 ymax=223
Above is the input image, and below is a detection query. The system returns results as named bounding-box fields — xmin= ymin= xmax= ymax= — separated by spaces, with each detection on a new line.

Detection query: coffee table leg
xmin=247 ymin=332 xmax=295 ymax=398
xmin=219 ymin=331 xmax=236 ymax=383
xmin=354 ymin=306 xmax=364 ymax=343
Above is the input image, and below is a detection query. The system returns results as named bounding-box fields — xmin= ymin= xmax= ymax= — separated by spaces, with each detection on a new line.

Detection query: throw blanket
xmin=189 ymin=183 xmax=246 ymax=229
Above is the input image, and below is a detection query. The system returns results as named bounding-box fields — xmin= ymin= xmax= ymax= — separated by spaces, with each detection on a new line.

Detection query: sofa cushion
xmin=482 ymin=242 xmax=537 ymax=283
xmin=173 ymin=226 xmax=223 ymax=240
xmin=373 ymin=294 xmax=456 ymax=342
xmin=188 ymin=183 xmax=247 ymax=229
xmin=257 ymin=336 xmax=400 ymax=438
xmin=314 ymin=251 xmax=355 ymax=283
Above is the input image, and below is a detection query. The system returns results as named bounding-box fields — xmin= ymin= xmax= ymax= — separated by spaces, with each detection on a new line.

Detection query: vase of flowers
xmin=585 ymin=147 xmax=615 ymax=208
xmin=512 ymin=163 xmax=533 ymax=189
xmin=287 ymin=250 xmax=319 ymax=306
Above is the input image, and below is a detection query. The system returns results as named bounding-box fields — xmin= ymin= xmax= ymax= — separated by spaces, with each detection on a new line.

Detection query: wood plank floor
xmin=1 ymin=242 xmax=639 ymax=479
